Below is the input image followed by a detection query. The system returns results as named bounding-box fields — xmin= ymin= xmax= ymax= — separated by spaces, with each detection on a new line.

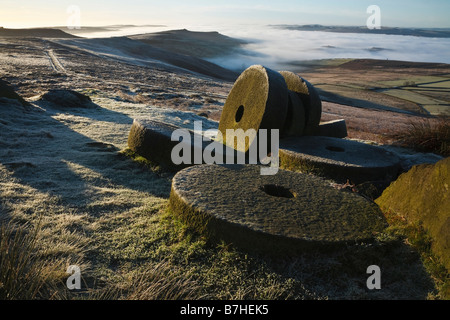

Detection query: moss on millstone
xmin=127 ymin=119 xmax=192 ymax=172
xmin=375 ymin=157 xmax=450 ymax=272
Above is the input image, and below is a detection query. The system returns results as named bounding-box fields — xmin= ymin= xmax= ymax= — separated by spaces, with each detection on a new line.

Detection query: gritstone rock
xmin=39 ymin=89 xmax=96 ymax=109
xmin=279 ymin=71 xmax=322 ymax=135
xmin=218 ymin=65 xmax=289 ymax=152
xmin=169 ymin=164 xmax=387 ymax=255
xmin=376 ymin=157 xmax=450 ymax=271
xmin=0 ymin=79 xmax=30 ymax=107
xmin=279 ymin=136 xmax=401 ymax=184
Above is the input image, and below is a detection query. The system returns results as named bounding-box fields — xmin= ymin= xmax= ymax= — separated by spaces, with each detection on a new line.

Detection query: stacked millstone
xmin=127 ymin=65 xmax=399 ymax=255
xmin=217 ymin=66 xmax=335 ymax=152
xmin=216 ymin=65 xmax=400 ymax=185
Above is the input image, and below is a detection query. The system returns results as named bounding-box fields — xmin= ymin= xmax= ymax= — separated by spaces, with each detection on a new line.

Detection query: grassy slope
xmin=0 ymin=91 xmax=447 ymax=300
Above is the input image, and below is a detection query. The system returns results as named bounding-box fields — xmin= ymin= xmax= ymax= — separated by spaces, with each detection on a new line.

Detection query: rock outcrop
xmin=376 ymin=157 xmax=450 ymax=271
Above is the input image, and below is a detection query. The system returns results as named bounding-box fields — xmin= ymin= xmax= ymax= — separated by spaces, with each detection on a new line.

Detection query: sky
xmin=1 ymin=0 xmax=450 ymax=29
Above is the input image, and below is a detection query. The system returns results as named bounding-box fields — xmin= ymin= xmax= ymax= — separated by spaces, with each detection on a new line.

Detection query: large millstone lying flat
xmin=218 ymin=65 xmax=289 ymax=152
xmin=169 ymin=164 xmax=387 ymax=255
xmin=279 ymin=136 xmax=401 ymax=184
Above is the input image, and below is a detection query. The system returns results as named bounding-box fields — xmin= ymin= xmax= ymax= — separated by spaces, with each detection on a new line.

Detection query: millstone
xmin=128 ymin=119 xmax=243 ymax=171
xmin=218 ymin=65 xmax=289 ymax=152
xmin=279 ymin=71 xmax=322 ymax=135
xmin=279 ymin=136 xmax=401 ymax=184
xmin=282 ymin=90 xmax=306 ymax=136
xmin=128 ymin=119 xmax=189 ymax=171
xmin=169 ymin=164 xmax=387 ymax=255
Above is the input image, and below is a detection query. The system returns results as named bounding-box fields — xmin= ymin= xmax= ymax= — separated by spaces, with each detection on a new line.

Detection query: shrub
xmin=390 ymin=117 xmax=450 ymax=156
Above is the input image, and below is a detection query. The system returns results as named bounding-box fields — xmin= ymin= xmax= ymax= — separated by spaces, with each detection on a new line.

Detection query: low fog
xmin=77 ymin=24 xmax=450 ymax=72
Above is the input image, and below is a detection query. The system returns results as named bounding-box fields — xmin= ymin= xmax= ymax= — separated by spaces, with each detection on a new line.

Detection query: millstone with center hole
xmin=279 ymin=71 xmax=322 ymax=135
xmin=169 ymin=164 xmax=387 ymax=255
xmin=279 ymin=136 xmax=401 ymax=184
xmin=218 ymin=65 xmax=289 ymax=152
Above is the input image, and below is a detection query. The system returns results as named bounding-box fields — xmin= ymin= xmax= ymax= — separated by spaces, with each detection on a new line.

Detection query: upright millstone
xmin=282 ymin=90 xmax=306 ymax=136
xmin=218 ymin=65 xmax=289 ymax=153
xmin=279 ymin=71 xmax=322 ymax=135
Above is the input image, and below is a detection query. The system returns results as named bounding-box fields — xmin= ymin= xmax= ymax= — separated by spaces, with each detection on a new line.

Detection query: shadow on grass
xmin=0 ymin=98 xmax=173 ymax=213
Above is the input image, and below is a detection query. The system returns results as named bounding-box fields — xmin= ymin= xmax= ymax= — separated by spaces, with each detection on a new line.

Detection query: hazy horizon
xmin=1 ymin=0 xmax=450 ymax=29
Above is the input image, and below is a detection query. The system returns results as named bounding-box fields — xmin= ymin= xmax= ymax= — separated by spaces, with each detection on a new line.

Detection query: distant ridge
xmin=52 ymin=24 xmax=167 ymax=34
xmin=56 ymin=35 xmax=240 ymax=81
xmin=130 ymin=29 xmax=248 ymax=59
xmin=272 ymin=24 xmax=450 ymax=38
xmin=0 ymin=27 xmax=78 ymax=38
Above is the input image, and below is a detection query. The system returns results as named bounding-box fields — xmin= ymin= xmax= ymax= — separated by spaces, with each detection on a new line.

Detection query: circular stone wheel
xmin=279 ymin=71 xmax=322 ymax=135
xmin=218 ymin=65 xmax=289 ymax=153
xmin=279 ymin=136 xmax=401 ymax=184
xmin=169 ymin=164 xmax=387 ymax=255
xmin=282 ymin=90 xmax=306 ymax=137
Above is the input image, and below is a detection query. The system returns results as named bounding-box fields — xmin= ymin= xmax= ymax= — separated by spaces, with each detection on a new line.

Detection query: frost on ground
xmin=0 ymin=93 xmax=442 ymax=300
xmin=0 ymin=36 xmax=446 ymax=299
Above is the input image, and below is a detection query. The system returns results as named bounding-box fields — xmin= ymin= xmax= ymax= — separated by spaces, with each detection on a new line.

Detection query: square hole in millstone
xmin=260 ymin=184 xmax=296 ymax=199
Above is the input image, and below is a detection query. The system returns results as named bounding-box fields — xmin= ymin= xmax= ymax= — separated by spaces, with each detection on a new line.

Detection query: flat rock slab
xmin=170 ymin=164 xmax=387 ymax=255
xmin=279 ymin=136 xmax=401 ymax=184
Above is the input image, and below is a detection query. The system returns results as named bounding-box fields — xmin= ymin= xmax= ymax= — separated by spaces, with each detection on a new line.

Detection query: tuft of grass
xmin=389 ymin=117 xmax=450 ymax=156
xmin=0 ymin=220 xmax=67 ymax=300
xmin=123 ymin=260 xmax=203 ymax=300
